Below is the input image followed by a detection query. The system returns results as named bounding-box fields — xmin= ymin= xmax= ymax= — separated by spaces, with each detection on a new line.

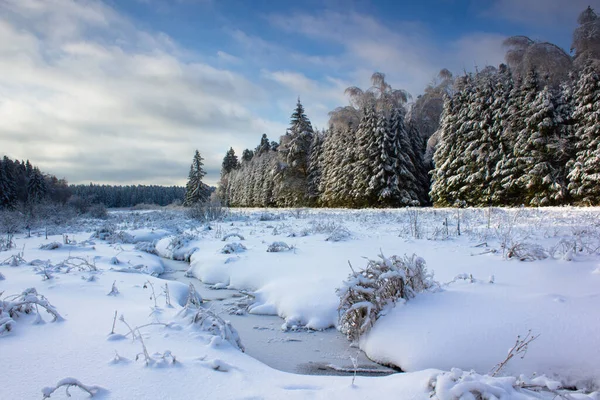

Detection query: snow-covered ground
xmin=1 ymin=207 xmax=599 ymax=399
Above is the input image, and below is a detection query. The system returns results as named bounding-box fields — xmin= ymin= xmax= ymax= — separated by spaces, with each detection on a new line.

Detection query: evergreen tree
xmin=221 ymin=147 xmax=240 ymax=175
xmin=27 ymin=167 xmax=47 ymax=203
xmin=567 ymin=63 xmax=600 ymax=204
xmin=241 ymin=149 xmax=254 ymax=163
xmin=390 ymin=109 xmax=421 ymax=205
xmin=255 ymin=134 xmax=271 ymax=156
xmin=184 ymin=150 xmax=210 ymax=206
xmin=352 ymin=107 xmax=378 ymax=206
xmin=515 ymin=85 xmax=565 ymax=205
xmin=306 ymin=130 xmax=324 ymax=204
xmin=0 ymin=156 xmax=17 ymax=209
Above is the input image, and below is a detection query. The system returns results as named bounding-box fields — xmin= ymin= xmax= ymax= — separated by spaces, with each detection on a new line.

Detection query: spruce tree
xmin=306 ymin=131 xmax=324 ymax=205
xmin=27 ymin=167 xmax=46 ymax=203
xmin=515 ymin=85 xmax=565 ymax=205
xmin=184 ymin=150 xmax=210 ymax=206
xmin=567 ymin=63 xmax=600 ymax=204
xmin=0 ymin=156 xmax=17 ymax=209
xmin=221 ymin=147 xmax=240 ymax=175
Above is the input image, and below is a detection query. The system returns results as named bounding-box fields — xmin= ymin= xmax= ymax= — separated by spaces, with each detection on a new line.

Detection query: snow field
xmin=1 ymin=207 xmax=600 ymax=398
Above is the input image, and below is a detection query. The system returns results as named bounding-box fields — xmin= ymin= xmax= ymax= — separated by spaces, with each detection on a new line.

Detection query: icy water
xmin=160 ymin=259 xmax=397 ymax=377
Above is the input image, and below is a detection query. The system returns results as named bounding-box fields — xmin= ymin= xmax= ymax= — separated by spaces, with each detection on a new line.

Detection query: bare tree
xmin=503 ymin=35 xmax=572 ymax=86
xmin=572 ymin=6 xmax=600 ymax=68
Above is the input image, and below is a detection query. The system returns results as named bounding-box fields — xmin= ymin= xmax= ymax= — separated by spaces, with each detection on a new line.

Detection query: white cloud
xmin=265 ymin=10 xmax=507 ymax=99
xmin=0 ymin=0 xmax=284 ymax=186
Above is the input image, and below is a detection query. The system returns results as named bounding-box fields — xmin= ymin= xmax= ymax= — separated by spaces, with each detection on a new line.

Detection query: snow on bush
xmin=177 ymin=284 xmax=243 ymax=351
xmin=428 ymin=368 xmax=597 ymax=400
xmin=134 ymin=241 xmax=158 ymax=255
xmin=221 ymin=242 xmax=246 ymax=254
xmin=1 ymin=288 xmax=63 ymax=334
xmin=39 ymin=242 xmax=62 ymax=250
xmin=266 ymin=241 xmax=292 ymax=252
xmin=156 ymin=233 xmax=199 ymax=261
xmin=222 ymin=232 xmax=245 ymax=241
xmin=42 ymin=377 xmax=106 ymax=398
xmin=91 ymin=223 xmax=116 ymax=240
xmin=325 ymin=226 xmax=352 ymax=242
xmin=337 ymin=253 xmax=437 ymax=342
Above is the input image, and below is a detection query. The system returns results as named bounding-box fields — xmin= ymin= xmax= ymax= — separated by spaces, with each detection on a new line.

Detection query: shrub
xmin=187 ymin=196 xmax=227 ymax=222
xmin=87 ymin=203 xmax=108 ymax=219
xmin=337 ymin=253 xmax=437 ymax=342
xmin=267 ymin=241 xmax=292 ymax=252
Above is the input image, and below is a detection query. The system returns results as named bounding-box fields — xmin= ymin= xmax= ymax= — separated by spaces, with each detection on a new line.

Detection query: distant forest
xmin=0 ymin=156 xmax=185 ymax=211
xmin=213 ymin=6 xmax=600 ymax=208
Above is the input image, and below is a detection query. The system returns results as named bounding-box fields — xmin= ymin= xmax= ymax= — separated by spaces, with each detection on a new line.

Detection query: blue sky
xmin=0 ymin=0 xmax=596 ymax=186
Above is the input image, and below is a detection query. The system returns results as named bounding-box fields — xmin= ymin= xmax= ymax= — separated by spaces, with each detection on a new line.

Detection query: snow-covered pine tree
xmin=510 ymin=69 xmax=543 ymax=204
xmin=306 ymin=130 xmax=324 ymax=205
xmin=275 ymin=99 xmax=315 ymax=206
xmin=367 ymin=111 xmax=392 ymax=205
xmin=515 ymin=85 xmax=564 ymax=205
xmin=255 ymin=134 xmax=271 ymax=156
xmin=221 ymin=148 xmax=239 ymax=175
xmin=552 ymin=77 xmax=576 ymax=203
xmin=351 ymin=107 xmax=378 ymax=206
xmin=390 ymin=108 xmax=422 ymax=206
xmin=183 ymin=150 xmax=210 ymax=206
xmin=430 ymin=75 xmax=473 ymax=206
xmin=567 ymin=62 xmax=600 ymax=204
xmin=489 ymin=65 xmax=517 ymax=205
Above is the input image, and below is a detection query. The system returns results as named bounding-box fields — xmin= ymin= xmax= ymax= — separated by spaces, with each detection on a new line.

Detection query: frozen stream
xmin=160 ymin=258 xmax=397 ymax=376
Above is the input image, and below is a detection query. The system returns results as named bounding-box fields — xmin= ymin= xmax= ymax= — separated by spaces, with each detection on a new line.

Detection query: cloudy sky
xmin=0 ymin=0 xmax=595 ymax=186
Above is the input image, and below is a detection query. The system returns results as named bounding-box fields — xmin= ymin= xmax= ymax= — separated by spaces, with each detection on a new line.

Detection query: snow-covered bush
xmin=42 ymin=377 xmax=106 ymax=398
xmin=266 ymin=241 xmax=292 ymax=252
xmin=185 ymin=307 xmax=244 ymax=351
xmin=92 ymin=223 xmax=116 ymax=240
xmin=106 ymin=231 xmax=135 ymax=244
xmin=39 ymin=242 xmax=62 ymax=250
xmin=428 ymin=368 xmax=593 ymax=400
xmin=325 ymin=226 xmax=352 ymax=242
xmin=221 ymin=242 xmax=246 ymax=254
xmin=1 ymin=288 xmax=63 ymax=334
xmin=222 ymin=232 xmax=245 ymax=241
xmin=506 ymin=242 xmax=549 ymax=261
xmin=259 ymin=212 xmax=281 ymax=221
xmin=134 ymin=241 xmax=157 ymax=255
xmin=337 ymin=253 xmax=437 ymax=341
xmin=187 ymin=197 xmax=227 ymax=222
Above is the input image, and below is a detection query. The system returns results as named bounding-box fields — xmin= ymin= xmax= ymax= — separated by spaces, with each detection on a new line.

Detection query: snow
xmin=1 ymin=207 xmax=600 ymax=398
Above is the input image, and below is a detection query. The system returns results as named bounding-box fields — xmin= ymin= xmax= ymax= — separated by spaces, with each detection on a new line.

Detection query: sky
xmin=0 ymin=0 xmax=596 ymax=186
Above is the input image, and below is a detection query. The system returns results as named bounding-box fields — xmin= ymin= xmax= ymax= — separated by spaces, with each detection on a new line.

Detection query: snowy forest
xmin=217 ymin=6 xmax=600 ymax=208
xmin=0 ymin=156 xmax=185 ymax=212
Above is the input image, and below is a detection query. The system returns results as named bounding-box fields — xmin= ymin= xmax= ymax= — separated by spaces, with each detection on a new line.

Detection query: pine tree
xmin=567 ymin=63 xmax=600 ymax=204
xmin=255 ymin=134 xmax=271 ymax=156
xmin=221 ymin=147 xmax=240 ymax=175
xmin=430 ymin=75 xmax=475 ymax=206
xmin=27 ymin=167 xmax=46 ymax=203
xmin=0 ymin=156 xmax=17 ymax=209
xmin=241 ymin=149 xmax=254 ymax=164
xmin=184 ymin=150 xmax=210 ymax=206
xmin=515 ymin=85 xmax=564 ymax=205
xmin=306 ymin=130 xmax=324 ymax=205
xmin=390 ymin=109 xmax=421 ymax=205
xmin=352 ymin=107 xmax=378 ymax=206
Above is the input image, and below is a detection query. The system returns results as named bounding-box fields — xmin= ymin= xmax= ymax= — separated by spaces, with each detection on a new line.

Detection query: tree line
xmin=0 ymin=156 xmax=186 ymax=212
xmin=204 ymin=6 xmax=600 ymax=208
